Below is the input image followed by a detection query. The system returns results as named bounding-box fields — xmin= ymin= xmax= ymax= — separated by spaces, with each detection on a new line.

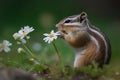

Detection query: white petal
xmin=3 ymin=40 xmax=12 ymax=46
xmin=43 ymin=37 xmax=49 ymax=41
xmin=48 ymin=38 xmax=54 ymax=43
xmin=30 ymin=27 xmax=34 ymax=32
xmin=44 ymin=40 xmax=48 ymax=43
xmin=51 ymin=30 xmax=55 ymax=34
xmin=48 ymin=40 xmax=51 ymax=44
xmin=18 ymin=30 xmax=24 ymax=34
xmin=54 ymin=36 xmax=57 ymax=39
xmin=20 ymin=35 xmax=25 ymax=39
xmin=56 ymin=31 xmax=60 ymax=34
xmin=43 ymin=37 xmax=53 ymax=43
xmin=9 ymin=43 xmax=12 ymax=46
xmin=13 ymin=33 xmax=22 ymax=40
xmin=3 ymin=40 xmax=8 ymax=44
xmin=24 ymin=26 xmax=34 ymax=32
xmin=44 ymin=38 xmax=49 ymax=42
xmin=43 ymin=33 xmax=49 ymax=36
xmin=4 ymin=47 xmax=10 ymax=52
xmin=55 ymin=33 xmax=60 ymax=36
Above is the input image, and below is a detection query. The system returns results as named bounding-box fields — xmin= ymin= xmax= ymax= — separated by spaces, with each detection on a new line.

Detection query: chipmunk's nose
xmin=56 ymin=23 xmax=64 ymax=27
xmin=56 ymin=24 xmax=63 ymax=31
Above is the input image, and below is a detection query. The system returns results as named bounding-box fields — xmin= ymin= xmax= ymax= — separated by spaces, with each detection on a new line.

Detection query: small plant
xmin=80 ymin=61 xmax=104 ymax=78
xmin=0 ymin=25 xmax=62 ymax=72
xmin=0 ymin=25 xmax=62 ymax=71
xmin=12 ymin=26 xmax=46 ymax=70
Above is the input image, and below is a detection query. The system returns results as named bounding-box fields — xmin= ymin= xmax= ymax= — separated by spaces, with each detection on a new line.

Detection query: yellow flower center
xmin=0 ymin=44 xmax=6 ymax=48
xmin=49 ymin=34 xmax=54 ymax=38
xmin=22 ymin=31 xmax=27 ymax=36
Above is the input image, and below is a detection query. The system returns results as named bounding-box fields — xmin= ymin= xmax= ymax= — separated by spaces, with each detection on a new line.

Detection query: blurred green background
xmin=0 ymin=0 xmax=120 ymax=68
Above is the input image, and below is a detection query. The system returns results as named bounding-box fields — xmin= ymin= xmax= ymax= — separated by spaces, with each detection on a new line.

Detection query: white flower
xmin=43 ymin=30 xmax=60 ymax=43
xmin=0 ymin=40 xmax=12 ymax=53
xmin=18 ymin=26 xmax=34 ymax=39
xmin=17 ymin=47 xmax=24 ymax=53
xmin=13 ymin=26 xmax=34 ymax=40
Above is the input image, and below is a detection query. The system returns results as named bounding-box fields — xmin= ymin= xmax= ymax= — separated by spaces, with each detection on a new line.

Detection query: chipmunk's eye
xmin=64 ymin=19 xmax=71 ymax=23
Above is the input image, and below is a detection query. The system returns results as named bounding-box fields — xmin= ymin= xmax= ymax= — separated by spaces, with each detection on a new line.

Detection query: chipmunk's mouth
xmin=56 ymin=30 xmax=68 ymax=39
xmin=61 ymin=30 xmax=68 ymax=35
xmin=57 ymin=30 xmax=68 ymax=39
xmin=56 ymin=24 xmax=68 ymax=38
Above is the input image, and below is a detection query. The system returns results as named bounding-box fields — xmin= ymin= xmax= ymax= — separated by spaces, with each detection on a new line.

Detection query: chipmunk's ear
xmin=79 ymin=12 xmax=87 ymax=23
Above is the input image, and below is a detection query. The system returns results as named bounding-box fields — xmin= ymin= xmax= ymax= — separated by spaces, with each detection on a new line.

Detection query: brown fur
xmin=56 ymin=13 xmax=111 ymax=68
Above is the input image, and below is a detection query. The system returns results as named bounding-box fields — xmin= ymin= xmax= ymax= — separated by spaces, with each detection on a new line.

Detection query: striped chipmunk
xmin=56 ymin=12 xmax=111 ymax=68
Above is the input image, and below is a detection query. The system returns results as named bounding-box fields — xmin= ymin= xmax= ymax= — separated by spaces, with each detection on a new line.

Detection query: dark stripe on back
xmin=87 ymin=21 xmax=111 ymax=64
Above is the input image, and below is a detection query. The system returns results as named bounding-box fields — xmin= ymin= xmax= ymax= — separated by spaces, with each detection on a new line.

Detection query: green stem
xmin=21 ymin=43 xmax=47 ymax=68
xmin=52 ymin=41 xmax=61 ymax=61
xmin=22 ymin=43 xmax=34 ymax=57
xmin=21 ymin=43 xmax=41 ymax=63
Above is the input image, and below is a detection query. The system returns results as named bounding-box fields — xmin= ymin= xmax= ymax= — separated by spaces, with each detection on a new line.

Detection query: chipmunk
xmin=56 ymin=12 xmax=111 ymax=68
